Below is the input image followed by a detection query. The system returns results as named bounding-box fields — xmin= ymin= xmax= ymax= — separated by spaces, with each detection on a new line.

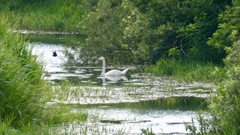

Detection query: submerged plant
xmin=141 ymin=128 xmax=155 ymax=135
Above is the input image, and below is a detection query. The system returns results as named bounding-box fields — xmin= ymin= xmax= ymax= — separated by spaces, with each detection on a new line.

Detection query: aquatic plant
xmin=0 ymin=19 xmax=47 ymax=128
xmin=141 ymin=128 xmax=155 ymax=135
xmin=0 ymin=20 xmax=89 ymax=133
xmin=146 ymin=58 xmax=226 ymax=83
xmin=0 ymin=0 xmax=87 ymax=32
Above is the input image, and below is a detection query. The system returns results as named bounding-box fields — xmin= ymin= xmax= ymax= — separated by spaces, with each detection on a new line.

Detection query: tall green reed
xmin=0 ymin=19 xmax=46 ymax=128
xmin=1 ymin=0 xmax=86 ymax=32
xmin=146 ymin=58 xmax=225 ymax=83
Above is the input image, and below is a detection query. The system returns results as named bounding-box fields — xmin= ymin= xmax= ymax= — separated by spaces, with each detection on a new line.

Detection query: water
xmin=64 ymin=97 xmax=207 ymax=134
xmin=27 ymin=34 xmax=213 ymax=134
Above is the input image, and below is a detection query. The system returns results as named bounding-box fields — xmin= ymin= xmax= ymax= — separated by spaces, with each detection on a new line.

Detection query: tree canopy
xmin=78 ymin=0 xmax=235 ymax=65
xmin=1 ymin=0 xmax=238 ymax=65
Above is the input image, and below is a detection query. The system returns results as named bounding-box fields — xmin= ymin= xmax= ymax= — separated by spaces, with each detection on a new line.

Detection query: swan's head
xmin=98 ymin=56 xmax=105 ymax=61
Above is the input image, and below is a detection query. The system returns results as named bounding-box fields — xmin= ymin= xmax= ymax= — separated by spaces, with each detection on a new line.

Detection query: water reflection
xmin=27 ymin=34 xmax=212 ymax=134
xmin=66 ymin=97 xmax=207 ymax=134
xmin=100 ymin=75 xmax=128 ymax=86
xmin=75 ymin=97 xmax=207 ymax=111
xmin=24 ymin=34 xmax=84 ymax=46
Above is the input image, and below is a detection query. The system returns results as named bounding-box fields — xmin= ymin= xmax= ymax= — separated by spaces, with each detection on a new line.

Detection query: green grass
xmin=0 ymin=18 xmax=45 ymax=127
xmin=0 ymin=19 xmax=88 ymax=134
xmin=146 ymin=58 xmax=226 ymax=83
xmin=0 ymin=0 xmax=87 ymax=32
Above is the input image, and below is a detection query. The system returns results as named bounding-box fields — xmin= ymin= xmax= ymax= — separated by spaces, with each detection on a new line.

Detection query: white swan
xmin=98 ymin=56 xmax=128 ymax=76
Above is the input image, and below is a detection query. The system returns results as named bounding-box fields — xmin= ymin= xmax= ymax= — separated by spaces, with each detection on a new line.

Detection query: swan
xmin=98 ymin=56 xmax=128 ymax=76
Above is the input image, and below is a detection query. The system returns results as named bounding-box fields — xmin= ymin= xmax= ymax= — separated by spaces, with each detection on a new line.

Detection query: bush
xmin=186 ymin=40 xmax=240 ymax=135
xmin=208 ymin=40 xmax=240 ymax=134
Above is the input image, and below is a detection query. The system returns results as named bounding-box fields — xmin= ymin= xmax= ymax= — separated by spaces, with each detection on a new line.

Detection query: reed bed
xmin=0 ymin=19 xmax=88 ymax=134
xmin=146 ymin=58 xmax=226 ymax=83
xmin=0 ymin=0 xmax=86 ymax=32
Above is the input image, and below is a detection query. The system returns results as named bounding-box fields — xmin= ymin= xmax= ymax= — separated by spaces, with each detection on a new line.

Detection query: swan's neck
xmin=101 ymin=59 xmax=106 ymax=76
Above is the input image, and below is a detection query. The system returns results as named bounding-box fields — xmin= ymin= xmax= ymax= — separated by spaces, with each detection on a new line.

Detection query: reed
xmin=146 ymin=58 xmax=225 ymax=83
xmin=0 ymin=19 xmax=89 ymax=134
xmin=1 ymin=0 xmax=86 ymax=32
xmin=0 ymin=18 xmax=47 ymax=129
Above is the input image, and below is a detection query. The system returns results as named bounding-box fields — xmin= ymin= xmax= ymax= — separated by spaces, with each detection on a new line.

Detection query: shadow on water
xmin=74 ymin=96 xmax=207 ymax=111
xmin=23 ymin=34 xmax=85 ymax=46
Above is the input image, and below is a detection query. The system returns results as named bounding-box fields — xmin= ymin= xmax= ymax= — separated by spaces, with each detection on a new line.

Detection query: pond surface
xmin=27 ymin=34 xmax=214 ymax=134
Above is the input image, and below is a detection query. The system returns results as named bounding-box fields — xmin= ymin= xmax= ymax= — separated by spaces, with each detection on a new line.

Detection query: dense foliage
xmin=77 ymin=0 xmax=233 ymax=65
xmin=0 ymin=19 xmax=45 ymax=128
xmin=209 ymin=39 xmax=240 ymax=134
xmin=186 ymin=1 xmax=240 ymax=134
xmin=0 ymin=0 xmax=88 ymax=31
xmin=0 ymin=0 xmax=240 ymax=134
xmin=0 ymin=0 xmax=236 ymax=65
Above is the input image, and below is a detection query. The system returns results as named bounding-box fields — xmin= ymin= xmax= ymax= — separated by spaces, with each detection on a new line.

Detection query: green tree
xmin=177 ymin=0 xmax=232 ymax=63
xmin=78 ymin=0 xmax=150 ymax=65
xmin=132 ymin=0 xmax=232 ymax=63
xmin=207 ymin=5 xmax=240 ymax=63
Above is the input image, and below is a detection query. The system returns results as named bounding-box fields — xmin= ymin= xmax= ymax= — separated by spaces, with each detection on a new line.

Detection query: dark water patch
xmin=100 ymin=120 xmax=123 ymax=124
xmin=72 ymin=96 xmax=207 ymax=111
xmin=23 ymin=34 xmax=84 ymax=46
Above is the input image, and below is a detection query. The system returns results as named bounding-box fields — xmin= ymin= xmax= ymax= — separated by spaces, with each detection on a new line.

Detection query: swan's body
xmin=98 ymin=56 xmax=128 ymax=76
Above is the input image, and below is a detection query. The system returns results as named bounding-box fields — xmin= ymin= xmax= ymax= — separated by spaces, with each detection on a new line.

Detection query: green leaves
xmin=0 ymin=19 xmax=46 ymax=128
xmin=79 ymin=0 xmax=151 ymax=65
xmin=207 ymin=6 xmax=240 ymax=60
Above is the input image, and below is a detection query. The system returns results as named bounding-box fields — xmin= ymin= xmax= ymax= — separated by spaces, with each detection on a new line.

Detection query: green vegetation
xmin=0 ymin=0 xmax=233 ymax=65
xmin=0 ymin=19 xmax=87 ymax=134
xmin=146 ymin=59 xmax=226 ymax=83
xmin=0 ymin=0 xmax=89 ymax=32
xmin=187 ymin=37 xmax=240 ymax=135
xmin=0 ymin=0 xmax=240 ymax=134
xmin=78 ymin=0 xmax=232 ymax=65
xmin=0 ymin=19 xmax=45 ymax=128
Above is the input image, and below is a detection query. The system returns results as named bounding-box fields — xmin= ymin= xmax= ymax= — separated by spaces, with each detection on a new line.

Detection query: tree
xmin=207 ymin=5 xmax=240 ymax=63
xmin=78 ymin=0 xmax=150 ymax=65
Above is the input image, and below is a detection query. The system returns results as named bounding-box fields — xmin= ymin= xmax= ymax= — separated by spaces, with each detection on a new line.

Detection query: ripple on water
xmin=30 ymin=42 xmax=213 ymax=134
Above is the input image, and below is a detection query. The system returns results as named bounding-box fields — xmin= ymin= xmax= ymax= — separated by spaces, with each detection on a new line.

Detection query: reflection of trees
xmin=110 ymin=97 xmax=207 ymax=110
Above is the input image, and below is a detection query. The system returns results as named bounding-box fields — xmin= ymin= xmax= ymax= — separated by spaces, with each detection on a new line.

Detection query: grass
xmin=0 ymin=0 xmax=87 ymax=32
xmin=146 ymin=58 xmax=226 ymax=83
xmin=0 ymin=19 xmax=88 ymax=134
xmin=0 ymin=18 xmax=46 ymax=127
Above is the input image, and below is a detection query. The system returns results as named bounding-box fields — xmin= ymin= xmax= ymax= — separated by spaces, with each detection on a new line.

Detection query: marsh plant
xmin=146 ymin=58 xmax=226 ymax=83
xmin=0 ymin=19 xmax=47 ymax=127
xmin=0 ymin=20 xmax=89 ymax=134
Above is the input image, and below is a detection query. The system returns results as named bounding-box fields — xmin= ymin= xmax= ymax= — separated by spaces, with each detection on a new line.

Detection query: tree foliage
xmin=186 ymin=2 xmax=240 ymax=134
xmin=79 ymin=0 xmax=150 ymax=65
xmin=78 ymin=0 xmax=233 ymax=65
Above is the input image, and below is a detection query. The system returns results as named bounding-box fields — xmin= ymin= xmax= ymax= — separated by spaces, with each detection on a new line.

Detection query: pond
xmin=26 ymin=34 xmax=214 ymax=134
